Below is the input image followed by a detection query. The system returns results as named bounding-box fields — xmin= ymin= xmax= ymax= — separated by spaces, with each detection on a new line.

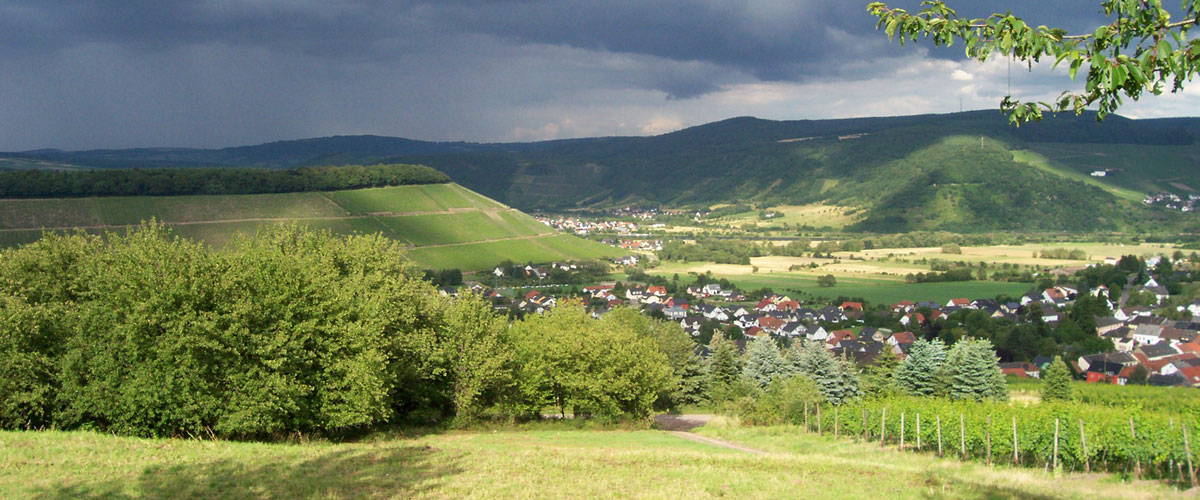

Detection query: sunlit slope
xmin=0 ymin=183 xmax=620 ymax=270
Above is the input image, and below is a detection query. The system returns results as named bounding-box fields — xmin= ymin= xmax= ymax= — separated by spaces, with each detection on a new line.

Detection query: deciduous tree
xmin=868 ymin=0 xmax=1200 ymax=123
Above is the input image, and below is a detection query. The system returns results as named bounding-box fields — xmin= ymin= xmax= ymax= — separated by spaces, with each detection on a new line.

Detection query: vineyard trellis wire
xmin=797 ymin=396 xmax=1199 ymax=485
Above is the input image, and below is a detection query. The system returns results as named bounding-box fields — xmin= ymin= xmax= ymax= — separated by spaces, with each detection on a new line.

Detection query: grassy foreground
xmin=2 ymin=424 xmax=1180 ymax=499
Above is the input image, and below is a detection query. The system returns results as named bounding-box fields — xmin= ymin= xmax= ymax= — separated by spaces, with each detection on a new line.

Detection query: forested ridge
xmin=0 ymin=163 xmax=448 ymax=199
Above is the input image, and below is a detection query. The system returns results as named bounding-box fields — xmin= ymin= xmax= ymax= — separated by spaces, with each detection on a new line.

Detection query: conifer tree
xmin=862 ymin=345 xmax=900 ymax=396
xmin=796 ymin=341 xmax=858 ymax=405
xmin=742 ymin=338 xmax=790 ymax=387
xmin=707 ymin=333 xmax=742 ymax=388
xmin=674 ymin=352 xmax=709 ymax=406
xmin=943 ymin=339 xmax=1008 ymax=401
xmin=1041 ymin=356 xmax=1074 ymax=402
xmin=895 ymin=338 xmax=947 ymax=396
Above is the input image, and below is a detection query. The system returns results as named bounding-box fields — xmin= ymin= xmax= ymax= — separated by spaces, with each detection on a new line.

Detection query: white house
xmin=805 ymin=326 xmax=830 ymax=342
xmin=1131 ymin=324 xmax=1165 ymax=345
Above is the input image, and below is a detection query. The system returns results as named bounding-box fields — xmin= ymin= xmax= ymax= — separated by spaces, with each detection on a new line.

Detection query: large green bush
xmin=506 ymin=304 xmax=674 ymax=421
xmin=0 ymin=223 xmax=673 ymax=437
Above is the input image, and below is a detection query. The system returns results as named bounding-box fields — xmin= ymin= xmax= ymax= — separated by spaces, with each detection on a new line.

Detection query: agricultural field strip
xmin=0 ymin=211 xmax=516 ymax=231
xmin=0 ymin=208 xmax=517 ymax=231
xmin=0 ymin=201 xmax=562 ymax=250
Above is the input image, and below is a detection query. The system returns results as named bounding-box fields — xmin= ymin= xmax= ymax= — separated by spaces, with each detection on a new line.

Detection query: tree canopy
xmin=868 ymin=0 xmax=1200 ymax=123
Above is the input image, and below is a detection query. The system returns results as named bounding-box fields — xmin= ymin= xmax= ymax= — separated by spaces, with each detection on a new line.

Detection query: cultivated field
xmin=1 ymin=425 xmax=1170 ymax=499
xmin=405 ymin=234 xmax=618 ymax=271
xmin=0 ymin=184 xmax=620 ymax=271
xmin=707 ymin=203 xmax=862 ymax=230
xmin=649 ymin=261 xmax=1032 ymax=304
xmin=839 ymin=243 xmax=1181 ymax=268
xmin=646 ymin=240 xmax=1187 ymax=305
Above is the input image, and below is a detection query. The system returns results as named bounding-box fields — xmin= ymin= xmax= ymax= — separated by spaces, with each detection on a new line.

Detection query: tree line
xmin=0 ymin=224 xmax=690 ymax=438
xmin=0 ymin=163 xmax=449 ymax=198
xmin=707 ymin=334 xmax=1008 ymax=426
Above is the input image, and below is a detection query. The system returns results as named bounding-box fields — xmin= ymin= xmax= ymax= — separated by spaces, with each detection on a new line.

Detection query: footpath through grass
xmin=2 ymin=424 xmax=1180 ymax=499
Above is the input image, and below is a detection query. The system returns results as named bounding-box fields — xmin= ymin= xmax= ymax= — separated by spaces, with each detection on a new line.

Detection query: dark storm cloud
xmin=1 ymin=1 xmax=1107 ymax=86
xmin=0 ymin=0 xmax=1150 ymax=149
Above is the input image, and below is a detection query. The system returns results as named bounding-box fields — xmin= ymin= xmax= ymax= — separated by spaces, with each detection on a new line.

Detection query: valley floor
xmin=1 ymin=422 xmax=1184 ymax=499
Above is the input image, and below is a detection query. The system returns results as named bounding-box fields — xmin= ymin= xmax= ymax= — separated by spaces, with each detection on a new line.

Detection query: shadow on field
xmin=31 ymin=445 xmax=463 ymax=500
xmin=920 ymin=473 xmax=1061 ymax=500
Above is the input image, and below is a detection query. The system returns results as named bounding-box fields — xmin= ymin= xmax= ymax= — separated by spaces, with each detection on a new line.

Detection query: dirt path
xmin=654 ymin=413 xmax=713 ymax=431
xmin=654 ymin=414 xmax=769 ymax=455
xmin=667 ymin=431 xmax=768 ymax=455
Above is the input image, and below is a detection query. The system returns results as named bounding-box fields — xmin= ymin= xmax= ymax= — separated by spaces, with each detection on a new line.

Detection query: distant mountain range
xmin=5 ymin=110 xmax=1200 ymax=232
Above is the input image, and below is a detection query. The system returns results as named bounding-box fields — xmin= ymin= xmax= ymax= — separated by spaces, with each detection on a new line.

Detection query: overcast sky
xmin=3 ymin=0 xmax=1200 ymax=150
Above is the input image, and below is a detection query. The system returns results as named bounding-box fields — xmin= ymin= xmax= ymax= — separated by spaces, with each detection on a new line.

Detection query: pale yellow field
xmin=652 ymin=258 xmax=910 ymax=283
xmin=821 ymin=261 xmax=924 ymax=275
xmin=838 ymin=243 xmax=1181 ymax=268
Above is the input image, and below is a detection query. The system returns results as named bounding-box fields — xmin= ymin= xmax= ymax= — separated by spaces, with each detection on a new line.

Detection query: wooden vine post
xmin=834 ymin=408 xmax=840 ymax=439
xmin=817 ymin=404 xmax=822 ymax=434
xmin=985 ymin=416 xmax=992 ymax=466
xmin=937 ymin=415 xmax=943 ymax=457
xmin=1185 ymin=423 xmax=1197 ymax=489
xmin=959 ymin=413 xmax=966 ymax=459
xmin=900 ymin=412 xmax=906 ymax=450
xmin=1079 ymin=419 xmax=1089 ymax=474
xmin=916 ymin=414 xmax=921 ymax=451
xmin=1012 ymin=416 xmax=1019 ymax=465
xmin=862 ymin=409 xmax=867 ymax=440
xmin=1053 ymin=418 xmax=1060 ymax=471
xmin=804 ymin=402 xmax=809 ymax=433
xmin=880 ymin=408 xmax=887 ymax=446
xmin=1130 ymin=417 xmax=1140 ymax=479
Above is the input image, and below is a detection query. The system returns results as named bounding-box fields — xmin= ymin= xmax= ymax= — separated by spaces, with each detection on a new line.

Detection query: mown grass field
xmin=1 ymin=425 xmax=1171 ymax=499
xmin=0 ymin=184 xmax=620 ymax=271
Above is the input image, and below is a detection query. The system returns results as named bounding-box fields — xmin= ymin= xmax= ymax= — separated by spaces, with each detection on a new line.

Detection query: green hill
xmin=6 ymin=111 xmax=1200 ymax=232
xmin=0 ymin=183 xmax=620 ymax=270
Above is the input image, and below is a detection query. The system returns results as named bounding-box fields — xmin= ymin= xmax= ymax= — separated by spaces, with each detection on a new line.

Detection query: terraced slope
xmin=0 ymin=183 xmax=620 ymax=270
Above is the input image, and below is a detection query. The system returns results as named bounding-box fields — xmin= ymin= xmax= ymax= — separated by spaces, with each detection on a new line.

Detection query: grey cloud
xmin=0 ymin=0 xmax=1174 ymax=150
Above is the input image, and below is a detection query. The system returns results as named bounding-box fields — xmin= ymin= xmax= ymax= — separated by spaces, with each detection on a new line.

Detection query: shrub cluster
xmin=0 ymin=224 xmax=681 ymax=437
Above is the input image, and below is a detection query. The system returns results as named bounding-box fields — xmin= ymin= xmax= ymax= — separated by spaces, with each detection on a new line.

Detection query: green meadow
xmin=1 ymin=425 xmax=1166 ymax=500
